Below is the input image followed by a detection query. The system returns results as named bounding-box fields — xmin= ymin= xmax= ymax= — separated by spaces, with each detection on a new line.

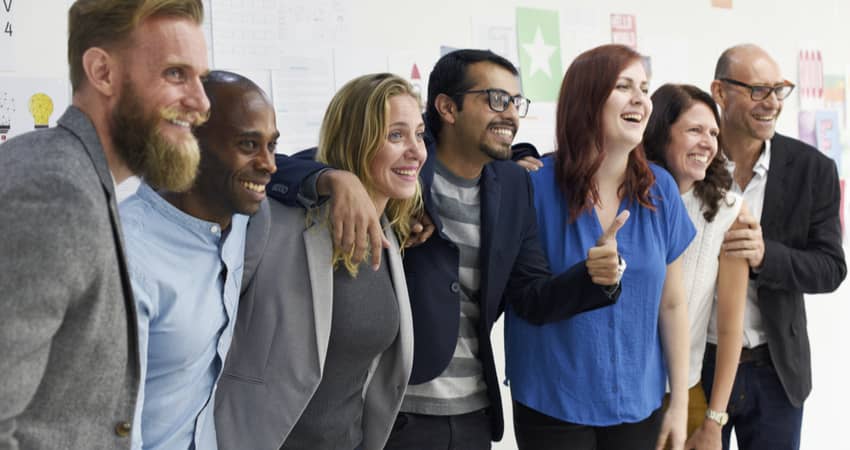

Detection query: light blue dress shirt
xmin=505 ymin=159 xmax=695 ymax=426
xmin=120 ymin=183 xmax=248 ymax=450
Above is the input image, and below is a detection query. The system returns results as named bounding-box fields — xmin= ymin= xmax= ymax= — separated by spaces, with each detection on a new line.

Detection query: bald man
xmin=698 ymin=44 xmax=845 ymax=450
xmin=120 ymin=71 xmax=278 ymax=450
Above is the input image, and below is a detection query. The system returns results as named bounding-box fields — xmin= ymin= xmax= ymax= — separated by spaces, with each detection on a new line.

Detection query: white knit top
xmin=680 ymin=188 xmax=743 ymax=388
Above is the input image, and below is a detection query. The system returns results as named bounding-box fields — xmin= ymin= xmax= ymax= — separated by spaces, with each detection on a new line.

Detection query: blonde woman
xmin=214 ymin=73 xmax=426 ymax=450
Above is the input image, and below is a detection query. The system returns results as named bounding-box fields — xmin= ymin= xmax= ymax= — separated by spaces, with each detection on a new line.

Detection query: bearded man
xmin=0 ymin=1 xmax=209 ymax=449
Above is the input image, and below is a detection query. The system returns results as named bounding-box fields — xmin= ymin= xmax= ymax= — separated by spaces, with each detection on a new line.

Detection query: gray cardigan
xmin=0 ymin=107 xmax=139 ymax=449
xmin=215 ymin=199 xmax=414 ymax=450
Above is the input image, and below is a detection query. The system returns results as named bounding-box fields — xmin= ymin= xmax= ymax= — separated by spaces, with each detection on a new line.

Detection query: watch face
xmin=707 ymin=409 xmax=728 ymax=425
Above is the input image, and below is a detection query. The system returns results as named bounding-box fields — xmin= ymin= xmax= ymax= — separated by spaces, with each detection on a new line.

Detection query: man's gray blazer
xmin=215 ymin=200 xmax=414 ymax=450
xmin=0 ymin=107 xmax=140 ymax=449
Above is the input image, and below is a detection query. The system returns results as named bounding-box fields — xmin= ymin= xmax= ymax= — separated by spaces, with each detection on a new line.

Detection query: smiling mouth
xmin=753 ymin=114 xmax=776 ymax=122
xmin=688 ymin=154 xmax=709 ymax=164
xmin=240 ymin=180 xmax=266 ymax=193
xmin=489 ymin=126 xmax=515 ymax=138
xmin=166 ymin=118 xmax=191 ymax=129
xmin=621 ymin=113 xmax=643 ymax=123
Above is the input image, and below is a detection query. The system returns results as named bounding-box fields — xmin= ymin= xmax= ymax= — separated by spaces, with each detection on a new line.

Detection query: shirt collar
xmin=135 ymin=182 xmax=228 ymax=242
xmin=723 ymin=139 xmax=771 ymax=177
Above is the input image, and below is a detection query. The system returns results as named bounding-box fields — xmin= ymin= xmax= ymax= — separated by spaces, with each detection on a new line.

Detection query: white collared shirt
xmin=708 ymin=139 xmax=771 ymax=348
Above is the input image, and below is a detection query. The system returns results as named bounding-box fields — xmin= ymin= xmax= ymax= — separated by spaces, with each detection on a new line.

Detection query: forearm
xmin=708 ymin=256 xmax=747 ymax=413
xmin=660 ymin=299 xmax=689 ymax=407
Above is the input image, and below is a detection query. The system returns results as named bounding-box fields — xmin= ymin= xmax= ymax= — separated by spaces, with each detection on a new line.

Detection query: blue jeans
xmin=702 ymin=344 xmax=803 ymax=450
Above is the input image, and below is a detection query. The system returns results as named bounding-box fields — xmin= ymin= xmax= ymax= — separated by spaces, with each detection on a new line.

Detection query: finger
xmin=516 ymin=158 xmax=540 ymax=172
xmin=736 ymin=212 xmax=760 ymax=227
xmin=587 ymin=245 xmax=618 ymax=261
xmin=411 ymin=222 xmax=424 ymax=233
xmin=350 ymin=216 xmax=370 ymax=266
xmin=339 ymin=216 xmax=356 ymax=259
xmin=597 ymin=210 xmax=630 ymax=245
xmin=366 ymin=218 xmax=384 ymax=271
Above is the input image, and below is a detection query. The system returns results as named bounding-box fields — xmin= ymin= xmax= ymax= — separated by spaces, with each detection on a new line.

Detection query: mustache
xmin=160 ymin=108 xmax=209 ymax=127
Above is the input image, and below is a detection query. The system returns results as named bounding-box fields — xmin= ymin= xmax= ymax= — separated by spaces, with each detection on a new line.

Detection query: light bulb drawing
xmin=28 ymin=93 xmax=54 ymax=129
xmin=0 ymin=91 xmax=13 ymax=143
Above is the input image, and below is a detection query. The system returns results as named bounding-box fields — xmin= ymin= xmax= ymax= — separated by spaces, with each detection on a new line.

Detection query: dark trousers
xmin=702 ymin=344 xmax=803 ymax=450
xmin=513 ymin=401 xmax=663 ymax=450
xmin=383 ymin=409 xmax=491 ymax=450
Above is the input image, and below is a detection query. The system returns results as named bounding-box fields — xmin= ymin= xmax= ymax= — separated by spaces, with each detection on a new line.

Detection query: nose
xmin=257 ymin=147 xmax=277 ymax=174
xmin=408 ymin=136 xmax=427 ymax=164
xmin=184 ymin=75 xmax=211 ymax=115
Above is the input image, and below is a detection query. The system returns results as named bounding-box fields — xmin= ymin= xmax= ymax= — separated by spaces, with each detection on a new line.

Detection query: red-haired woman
xmin=504 ymin=44 xmax=694 ymax=450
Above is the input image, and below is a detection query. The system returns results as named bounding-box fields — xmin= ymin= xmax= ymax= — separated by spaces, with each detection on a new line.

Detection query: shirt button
xmin=211 ymin=225 xmax=220 ymax=234
xmin=114 ymin=421 xmax=131 ymax=438
xmin=450 ymin=281 xmax=460 ymax=293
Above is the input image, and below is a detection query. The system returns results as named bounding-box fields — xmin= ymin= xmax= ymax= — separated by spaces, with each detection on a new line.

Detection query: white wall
xmin=6 ymin=1 xmax=848 ymax=449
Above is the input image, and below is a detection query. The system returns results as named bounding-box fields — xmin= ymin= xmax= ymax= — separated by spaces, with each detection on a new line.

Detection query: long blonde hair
xmin=317 ymin=73 xmax=424 ymax=276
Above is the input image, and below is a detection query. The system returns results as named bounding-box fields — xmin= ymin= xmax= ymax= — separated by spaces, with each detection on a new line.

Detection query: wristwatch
xmin=705 ymin=408 xmax=729 ymax=426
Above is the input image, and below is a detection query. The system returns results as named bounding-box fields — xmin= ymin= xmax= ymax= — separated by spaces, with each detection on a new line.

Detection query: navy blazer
xmin=269 ymin=137 xmax=618 ymax=441
xmin=750 ymin=133 xmax=846 ymax=407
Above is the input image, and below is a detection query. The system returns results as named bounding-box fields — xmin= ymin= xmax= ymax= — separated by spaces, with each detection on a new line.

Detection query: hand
xmin=405 ymin=212 xmax=436 ymax=248
xmin=684 ymin=420 xmax=722 ymax=450
xmin=722 ymin=208 xmax=764 ymax=269
xmin=655 ymin=404 xmax=687 ymax=450
xmin=586 ymin=210 xmax=629 ymax=285
xmin=516 ymin=156 xmax=543 ymax=172
xmin=318 ymin=169 xmax=390 ymax=270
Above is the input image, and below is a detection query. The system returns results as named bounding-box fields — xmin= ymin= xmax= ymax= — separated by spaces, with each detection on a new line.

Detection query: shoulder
xmin=648 ymin=163 xmax=677 ymax=192
xmin=772 ymin=133 xmax=835 ymax=168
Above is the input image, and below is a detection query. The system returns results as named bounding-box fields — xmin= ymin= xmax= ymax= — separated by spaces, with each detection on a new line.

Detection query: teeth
xmin=753 ymin=114 xmax=775 ymax=121
xmin=393 ymin=169 xmax=417 ymax=176
xmin=167 ymin=118 xmax=191 ymax=128
xmin=688 ymin=154 xmax=708 ymax=163
xmin=240 ymin=181 xmax=265 ymax=193
xmin=621 ymin=113 xmax=642 ymax=122
xmin=491 ymin=127 xmax=513 ymax=137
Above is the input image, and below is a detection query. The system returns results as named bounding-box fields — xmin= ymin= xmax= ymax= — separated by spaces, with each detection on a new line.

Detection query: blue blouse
xmin=505 ymin=157 xmax=695 ymax=426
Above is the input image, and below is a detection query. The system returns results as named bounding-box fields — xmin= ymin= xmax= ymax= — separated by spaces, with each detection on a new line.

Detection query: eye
xmin=388 ymin=130 xmax=403 ymax=142
xmin=239 ymin=140 xmax=258 ymax=151
xmin=416 ymin=130 xmax=426 ymax=141
xmin=709 ymin=129 xmax=719 ymax=138
xmin=640 ymin=86 xmax=649 ymax=94
xmin=268 ymin=140 xmax=278 ymax=152
xmin=616 ymin=83 xmax=630 ymax=91
xmin=164 ymin=67 xmax=186 ymax=83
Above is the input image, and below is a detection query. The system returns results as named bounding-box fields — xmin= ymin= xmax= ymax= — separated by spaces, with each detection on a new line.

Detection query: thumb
xmin=597 ymin=210 xmax=630 ymax=246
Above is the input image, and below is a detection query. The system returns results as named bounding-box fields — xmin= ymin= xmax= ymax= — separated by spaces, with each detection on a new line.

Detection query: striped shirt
xmin=400 ymin=160 xmax=490 ymax=415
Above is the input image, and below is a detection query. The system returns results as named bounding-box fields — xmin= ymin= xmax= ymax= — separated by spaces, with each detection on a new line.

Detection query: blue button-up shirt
xmin=120 ymin=183 xmax=248 ymax=450
xmin=505 ymin=160 xmax=695 ymax=426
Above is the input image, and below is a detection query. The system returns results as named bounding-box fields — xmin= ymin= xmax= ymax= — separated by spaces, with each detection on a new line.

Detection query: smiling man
xmin=0 ymin=1 xmax=209 ymax=448
xmin=701 ymin=44 xmax=846 ymax=450
xmin=119 ymin=71 xmax=277 ymax=450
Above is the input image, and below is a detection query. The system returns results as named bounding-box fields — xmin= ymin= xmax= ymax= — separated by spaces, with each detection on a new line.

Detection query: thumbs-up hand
xmin=586 ymin=210 xmax=629 ymax=286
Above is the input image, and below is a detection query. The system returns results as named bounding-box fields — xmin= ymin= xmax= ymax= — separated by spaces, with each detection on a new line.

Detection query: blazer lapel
xmin=478 ymin=165 xmax=501 ymax=320
xmin=761 ymin=135 xmax=793 ymax=235
xmin=241 ymin=199 xmax=271 ymax=291
xmin=303 ymin=212 xmax=334 ymax=372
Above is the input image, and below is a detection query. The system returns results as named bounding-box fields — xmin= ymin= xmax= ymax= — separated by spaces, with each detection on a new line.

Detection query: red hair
xmin=555 ymin=44 xmax=655 ymax=222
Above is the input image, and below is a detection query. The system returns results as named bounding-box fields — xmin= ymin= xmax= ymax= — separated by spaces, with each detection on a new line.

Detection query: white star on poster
xmin=521 ymin=27 xmax=556 ymax=78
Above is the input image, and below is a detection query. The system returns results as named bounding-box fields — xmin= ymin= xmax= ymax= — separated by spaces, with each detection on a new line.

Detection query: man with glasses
xmin=267 ymin=50 xmax=623 ymax=449
xmin=701 ymin=44 xmax=845 ymax=450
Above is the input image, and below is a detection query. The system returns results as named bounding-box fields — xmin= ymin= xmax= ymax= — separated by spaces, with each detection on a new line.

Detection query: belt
xmin=705 ymin=343 xmax=771 ymax=365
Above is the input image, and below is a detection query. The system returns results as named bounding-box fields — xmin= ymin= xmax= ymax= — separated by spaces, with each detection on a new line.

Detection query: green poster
xmin=516 ymin=7 xmax=563 ymax=102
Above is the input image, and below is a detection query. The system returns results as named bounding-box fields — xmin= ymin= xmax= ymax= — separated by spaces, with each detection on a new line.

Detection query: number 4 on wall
xmin=3 ymin=22 xmax=10 ymax=37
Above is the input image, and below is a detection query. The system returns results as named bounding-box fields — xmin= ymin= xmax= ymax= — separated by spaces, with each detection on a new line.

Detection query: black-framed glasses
xmin=719 ymin=78 xmax=796 ymax=101
xmin=457 ymin=89 xmax=530 ymax=117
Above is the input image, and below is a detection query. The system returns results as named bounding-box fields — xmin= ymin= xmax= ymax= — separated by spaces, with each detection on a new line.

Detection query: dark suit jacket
xmin=0 ymin=107 xmax=139 ymax=448
xmin=753 ymin=133 xmax=846 ymax=407
xmin=269 ymin=137 xmax=617 ymax=441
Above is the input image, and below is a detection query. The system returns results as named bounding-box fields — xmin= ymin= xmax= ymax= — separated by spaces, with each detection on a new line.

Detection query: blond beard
xmin=111 ymin=80 xmax=205 ymax=192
